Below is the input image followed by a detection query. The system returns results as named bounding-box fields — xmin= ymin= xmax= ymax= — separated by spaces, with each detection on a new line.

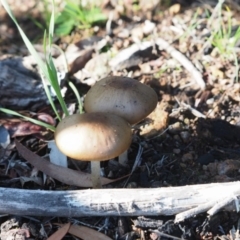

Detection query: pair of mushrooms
xmin=55 ymin=76 xmax=158 ymax=188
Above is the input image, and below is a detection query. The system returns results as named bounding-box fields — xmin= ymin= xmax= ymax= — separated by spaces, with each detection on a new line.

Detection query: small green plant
xmin=0 ymin=0 xmax=82 ymax=131
xmin=208 ymin=4 xmax=240 ymax=81
xmin=211 ymin=7 xmax=240 ymax=57
xmin=180 ymin=8 xmax=201 ymax=41
xmin=154 ymin=66 xmax=167 ymax=78
xmin=55 ymin=0 xmax=107 ymax=36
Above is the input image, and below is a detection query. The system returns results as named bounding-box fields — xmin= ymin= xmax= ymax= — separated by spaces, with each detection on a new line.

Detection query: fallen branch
xmin=0 ymin=181 xmax=239 ymax=220
xmin=155 ymin=38 xmax=206 ymax=90
xmin=109 ymin=39 xmax=206 ymax=90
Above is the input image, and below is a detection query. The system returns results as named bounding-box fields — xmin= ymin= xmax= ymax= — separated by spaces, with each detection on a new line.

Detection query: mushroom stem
xmin=91 ymin=161 xmax=102 ymax=189
xmin=119 ymin=150 xmax=128 ymax=166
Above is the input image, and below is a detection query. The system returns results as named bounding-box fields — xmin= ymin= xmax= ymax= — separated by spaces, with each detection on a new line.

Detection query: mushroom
xmin=84 ymin=76 xmax=158 ymax=125
xmin=54 ymin=112 xmax=132 ymax=188
xmin=84 ymin=76 xmax=158 ymax=165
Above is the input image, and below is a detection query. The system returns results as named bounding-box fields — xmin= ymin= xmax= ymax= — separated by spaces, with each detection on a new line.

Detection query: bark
xmin=0 ymin=56 xmax=48 ymax=111
xmin=0 ymin=181 xmax=239 ymax=219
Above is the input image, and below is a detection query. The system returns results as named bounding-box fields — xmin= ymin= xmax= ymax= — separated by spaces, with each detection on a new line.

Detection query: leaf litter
xmin=1 ymin=0 xmax=240 ymax=239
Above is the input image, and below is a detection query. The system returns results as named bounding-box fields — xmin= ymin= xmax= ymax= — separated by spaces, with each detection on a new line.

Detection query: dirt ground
xmin=0 ymin=0 xmax=240 ymax=239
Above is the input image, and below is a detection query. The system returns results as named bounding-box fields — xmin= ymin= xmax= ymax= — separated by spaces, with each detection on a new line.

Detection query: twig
xmin=109 ymin=39 xmax=205 ymax=90
xmin=180 ymin=102 xmax=206 ymax=118
xmin=175 ymin=199 xmax=219 ymax=223
xmin=155 ymin=38 xmax=206 ymax=90
xmin=123 ymin=144 xmax=143 ymax=187
xmin=150 ymin=230 xmax=183 ymax=240
xmin=207 ymin=194 xmax=239 ymax=216
xmin=109 ymin=42 xmax=152 ymax=69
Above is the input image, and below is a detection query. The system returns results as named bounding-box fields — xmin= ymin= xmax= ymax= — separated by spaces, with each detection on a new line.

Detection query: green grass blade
xmin=43 ymin=30 xmax=47 ymax=55
xmin=68 ymin=81 xmax=83 ymax=114
xmin=1 ymin=0 xmax=47 ymax=75
xmin=49 ymin=0 xmax=55 ymax=44
xmin=28 ymin=15 xmax=45 ymax=30
xmin=0 ymin=108 xmax=56 ymax=132
xmin=45 ymin=0 xmax=69 ymax=117
xmin=52 ymin=44 xmax=69 ymax=72
xmin=40 ymin=74 xmax=61 ymax=120
xmin=46 ymin=56 xmax=69 ymax=116
xmin=0 ymin=0 xmax=63 ymax=120
xmin=52 ymin=45 xmax=82 ymax=113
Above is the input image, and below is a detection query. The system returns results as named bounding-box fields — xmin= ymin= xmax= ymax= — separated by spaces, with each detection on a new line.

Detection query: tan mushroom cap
xmin=84 ymin=76 xmax=158 ymax=125
xmin=54 ymin=112 xmax=132 ymax=161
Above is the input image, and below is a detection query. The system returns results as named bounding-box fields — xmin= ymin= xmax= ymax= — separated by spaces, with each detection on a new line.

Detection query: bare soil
xmin=1 ymin=0 xmax=240 ymax=239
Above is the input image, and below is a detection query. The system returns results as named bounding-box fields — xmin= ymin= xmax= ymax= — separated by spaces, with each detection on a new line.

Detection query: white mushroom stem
xmin=118 ymin=150 xmax=128 ymax=166
xmin=91 ymin=161 xmax=102 ymax=188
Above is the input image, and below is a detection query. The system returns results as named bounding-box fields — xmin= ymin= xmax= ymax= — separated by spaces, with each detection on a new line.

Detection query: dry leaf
xmin=37 ymin=112 xmax=55 ymax=126
xmin=47 ymin=222 xmax=70 ymax=240
xmin=69 ymin=49 xmax=93 ymax=74
xmin=56 ymin=224 xmax=113 ymax=240
xmin=20 ymin=176 xmax=43 ymax=186
xmin=0 ymin=228 xmax=30 ymax=240
xmin=1 ymin=119 xmax=43 ymax=137
xmin=15 ymin=140 xmax=128 ymax=187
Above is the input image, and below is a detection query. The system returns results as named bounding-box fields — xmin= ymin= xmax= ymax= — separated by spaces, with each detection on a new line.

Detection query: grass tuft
xmin=0 ymin=0 xmax=79 ymax=130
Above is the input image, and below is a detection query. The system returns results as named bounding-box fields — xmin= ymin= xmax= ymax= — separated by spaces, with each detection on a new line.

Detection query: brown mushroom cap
xmin=84 ymin=76 xmax=158 ymax=124
xmin=54 ymin=112 xmax=132 ymax=161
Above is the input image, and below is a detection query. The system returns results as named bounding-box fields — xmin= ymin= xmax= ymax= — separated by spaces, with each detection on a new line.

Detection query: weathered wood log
xmin=0 ymin=181 xmax=239 ymax=220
